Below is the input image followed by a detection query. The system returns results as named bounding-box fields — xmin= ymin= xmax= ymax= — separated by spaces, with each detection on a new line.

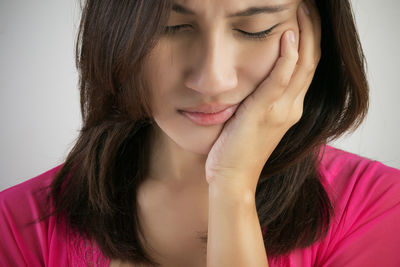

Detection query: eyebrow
xmin=171 ymin=3 xmax=290 ymax=18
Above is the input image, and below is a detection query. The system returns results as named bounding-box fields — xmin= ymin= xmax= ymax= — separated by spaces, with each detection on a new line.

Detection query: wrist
xmin=208 ymin=180 xmax=256 ymax=207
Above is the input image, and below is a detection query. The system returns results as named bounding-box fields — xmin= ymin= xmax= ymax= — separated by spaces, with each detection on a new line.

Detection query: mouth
xmin=178 ymin=104 xmax=239 ymax=126
xmin=179 ymin=103 xmax=236 ymax=114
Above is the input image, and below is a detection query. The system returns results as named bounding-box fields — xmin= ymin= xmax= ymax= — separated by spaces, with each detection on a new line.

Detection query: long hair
xmin=49 ymin=0 xmax=369 ymax=265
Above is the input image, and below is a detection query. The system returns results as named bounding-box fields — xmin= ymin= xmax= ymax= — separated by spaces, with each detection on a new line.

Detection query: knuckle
xmin=269 ymin=67 xmax=291 ymax=88
xmin=291 ymin=51 xmax=299 ymax=62
xmin=261 ymin=102 xmax=278 ymax=121
xmin=291 ymin=107 xmax=304 ymax=124
xmin=305 ymin=61 xmax=317 ymax=74
xmin=275 ymin=74 xmax=291 ymax=88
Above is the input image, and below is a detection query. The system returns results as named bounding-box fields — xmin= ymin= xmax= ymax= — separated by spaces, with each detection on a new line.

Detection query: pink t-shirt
xmin=1 ymin=145 xmax=400 ymax=266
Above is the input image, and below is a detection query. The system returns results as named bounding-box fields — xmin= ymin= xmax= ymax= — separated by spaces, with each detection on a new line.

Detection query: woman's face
xmin=144 ymin=0 xmax=301 ymax=155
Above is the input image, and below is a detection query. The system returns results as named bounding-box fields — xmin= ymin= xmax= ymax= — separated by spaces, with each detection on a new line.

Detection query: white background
xmin=1 ymin=0 xmax=399 ymax=190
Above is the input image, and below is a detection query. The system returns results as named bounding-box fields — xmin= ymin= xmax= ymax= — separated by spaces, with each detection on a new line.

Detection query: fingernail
xmin=302 ymin=2 xmax=310 ymax=15
xmin=287 ymin=30 xmax=295 ymax=43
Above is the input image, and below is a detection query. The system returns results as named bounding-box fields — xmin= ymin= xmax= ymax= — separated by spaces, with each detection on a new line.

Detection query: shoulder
xmin=319 ymin=145 xmax=400 ymax=204
xmin=0 ymin=165 xmax=69 ymax=266
xmin=0 ymin=165 xmax=61 ymax=204
xmin=0 ymin=165 xmax=63 ymax=224
xmin=320 ymin=145 xmax=400 ymax=179
xmin=315 ymin=145 xmax=400 ymax=266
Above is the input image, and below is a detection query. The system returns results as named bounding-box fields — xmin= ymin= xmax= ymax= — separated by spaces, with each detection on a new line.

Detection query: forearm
xmin=206 ymin=183 xmax=269 ymax=267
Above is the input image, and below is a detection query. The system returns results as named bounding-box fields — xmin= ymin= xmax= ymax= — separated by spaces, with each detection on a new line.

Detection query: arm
xmin=207 ymin=184 xmax=268 ymax=267
xmin=204 ymin=1 xmax=320 ymax=266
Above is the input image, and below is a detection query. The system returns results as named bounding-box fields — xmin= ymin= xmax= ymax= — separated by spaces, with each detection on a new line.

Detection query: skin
xmin=205 ymin=1 xmax=321 ymax=266
xmin=145 ymin=0 xmax=302 ymax=189
xmin=127 ymin=0 xmax=321 ymax=266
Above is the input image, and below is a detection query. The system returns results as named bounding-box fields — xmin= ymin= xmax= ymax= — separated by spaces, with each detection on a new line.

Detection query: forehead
xmin=171 ymin=0 xmax=298 ymax=18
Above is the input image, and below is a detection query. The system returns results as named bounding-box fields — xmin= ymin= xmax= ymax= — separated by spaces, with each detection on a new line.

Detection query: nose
xmin=183 ymin=32 xmax=238 ymax=96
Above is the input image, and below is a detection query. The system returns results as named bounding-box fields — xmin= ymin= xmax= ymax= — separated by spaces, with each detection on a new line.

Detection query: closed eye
xmin=164 ymin=23 xmax=281 ymax=40
xmin=234 ymin=23 xmax=281 ymax=39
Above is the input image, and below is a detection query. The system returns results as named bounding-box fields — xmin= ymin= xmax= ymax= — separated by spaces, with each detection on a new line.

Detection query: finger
xmin=299 ymin=0 xmax=321 ymax=60
xmin=285 ymin=0 xmax=321 ymax=99
xmin=304 ymin=0 xmax=321 ymax=47
xmin=252 ymin=30 xmax=298 ymax=106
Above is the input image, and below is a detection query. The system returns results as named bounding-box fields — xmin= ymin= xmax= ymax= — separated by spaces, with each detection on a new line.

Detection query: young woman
xmin=1 ymin=0 xmax=399 ymax=266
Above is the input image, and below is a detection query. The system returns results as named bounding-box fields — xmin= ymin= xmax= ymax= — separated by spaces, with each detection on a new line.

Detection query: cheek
xmin=143 ymin=43 xmax=179 ymax=115
xmin=238 ymin=37 xmax=281 ymax=88
xmin=238 ymin=23 xmax=300 ymax=89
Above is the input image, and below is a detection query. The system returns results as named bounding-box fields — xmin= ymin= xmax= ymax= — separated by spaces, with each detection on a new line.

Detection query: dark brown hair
xmin=49 ymin=0 xmax=369 ymax=265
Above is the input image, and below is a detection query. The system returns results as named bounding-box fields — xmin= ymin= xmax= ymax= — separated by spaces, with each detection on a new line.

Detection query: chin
xmin=173 ymin=130 xmax=219 ymax=156
xmin=154 ymin=114 xmax=224 ymax=155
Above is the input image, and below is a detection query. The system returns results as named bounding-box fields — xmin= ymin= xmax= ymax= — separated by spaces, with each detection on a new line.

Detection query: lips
xmin=179 ymin=104 xmax=239 ymax=126
xmin=179 ymin=103 xmax=236 ymax=114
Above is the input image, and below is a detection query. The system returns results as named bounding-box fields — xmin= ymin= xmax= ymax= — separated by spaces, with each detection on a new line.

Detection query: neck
xmin=148 ymin=125 xmax=209 ymax=188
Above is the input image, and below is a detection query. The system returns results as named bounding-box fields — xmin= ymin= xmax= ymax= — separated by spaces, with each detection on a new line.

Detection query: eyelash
xmin=164 ymin=23 xmax=280 ymax=40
